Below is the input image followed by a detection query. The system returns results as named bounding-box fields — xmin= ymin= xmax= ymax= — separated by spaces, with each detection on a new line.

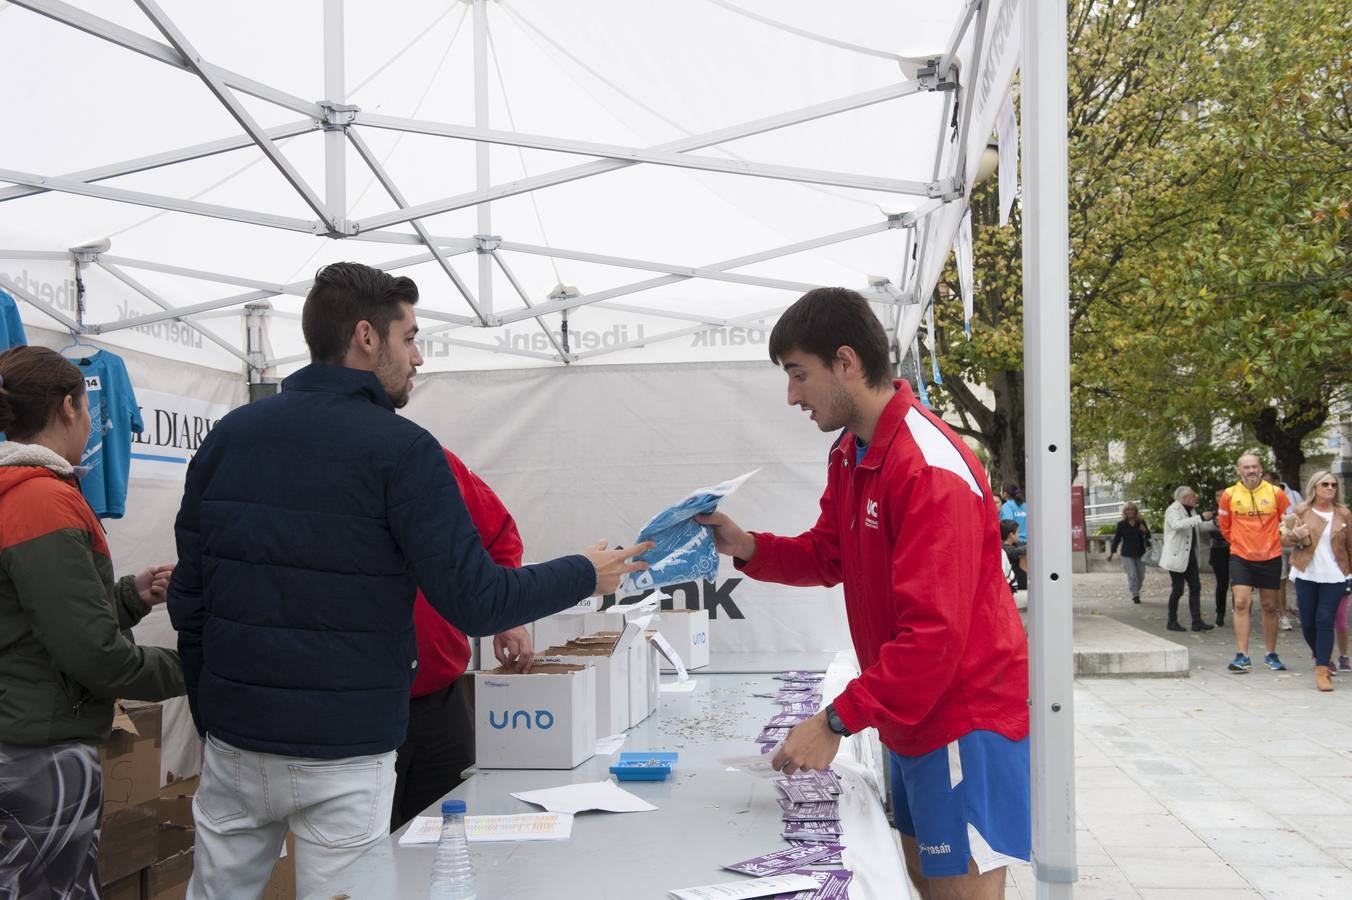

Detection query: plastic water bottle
xmin=429 ymin=799 xmax=476 ymax=900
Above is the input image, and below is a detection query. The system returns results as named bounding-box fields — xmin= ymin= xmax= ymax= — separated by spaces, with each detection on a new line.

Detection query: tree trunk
xmin=990 ymin=368 xmax=1026 ymax=491
xmin=1251 ymin=397 xmax=1328 ymax=489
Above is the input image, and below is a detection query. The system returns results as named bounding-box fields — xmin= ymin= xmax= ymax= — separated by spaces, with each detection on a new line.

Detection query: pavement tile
xmin=1198 ymin=825 xmax=1340 ymax=867
xmin=1233 ymin=864 xmax=1352 ymax=899
xmin=1085 ymin=813 xmax=1207 ymax=849
xmin=1163 ymin=800 xmax=1282 ymax=831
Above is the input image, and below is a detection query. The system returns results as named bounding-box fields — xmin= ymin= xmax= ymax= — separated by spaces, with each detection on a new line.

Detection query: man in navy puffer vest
xmin=169 ymin=262 xmax=648 ymax=899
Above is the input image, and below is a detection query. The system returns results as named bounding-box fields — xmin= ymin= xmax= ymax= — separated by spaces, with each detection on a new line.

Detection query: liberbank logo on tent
xmin=129 ymin=387 xmax=231 ymax=481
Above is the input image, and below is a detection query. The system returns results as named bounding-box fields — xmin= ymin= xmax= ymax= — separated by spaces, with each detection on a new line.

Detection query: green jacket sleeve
xmin=2 ymin=529 xmax=185 ymax=702
xmin=115 ymin=575 xmax=149 ymax=631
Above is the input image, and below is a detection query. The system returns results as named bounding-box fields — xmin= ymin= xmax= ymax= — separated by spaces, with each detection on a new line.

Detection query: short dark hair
xmin=1000 ymin=519 xmax=1019 ymax=541
xmin=302 ymin=262 xmax=420 ymax=364
xmin=0 ymin=346 xmax=86 ymax=441
xmin=768 ymin=287 xmax=892 ymax=388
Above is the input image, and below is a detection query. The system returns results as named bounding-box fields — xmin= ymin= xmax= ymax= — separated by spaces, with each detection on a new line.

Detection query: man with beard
xmin=697 ymin=287 xmax=1029 ymax=900
xmin=169 ymin=262 xmax=649 ymax=899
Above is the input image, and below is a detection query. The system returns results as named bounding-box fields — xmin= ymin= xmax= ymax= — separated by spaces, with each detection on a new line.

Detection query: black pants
xmin=1210 ymin=549 xmax=1230 ymax=619
xmin=391 ymin=674 xmax=475 ymax=832
xmin=1168 ymin=552 xmax=1202 ymax=625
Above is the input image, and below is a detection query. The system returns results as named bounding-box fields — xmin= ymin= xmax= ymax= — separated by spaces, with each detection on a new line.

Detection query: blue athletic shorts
xmin=889 ymin=730 xmax=1031 ymax=878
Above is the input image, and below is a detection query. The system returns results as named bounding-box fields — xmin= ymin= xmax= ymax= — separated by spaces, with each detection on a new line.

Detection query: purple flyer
xmin=781 ymin=802 xmax=840 ymax=821
xmin=786 ymin=840 xmax=843 ymax=864
xmin=757 ymin=726 xmax=793 ymax=743
xmin=782 ymin=820 xmax=843 ymax=840
xmin=768 ymin=712 xmax=812 ymax=727
xmin=761 ymin=742 xmax=778 ymax=754
xmin=775 ymin=779 xmax=831 ymax=804
xmin=775 ymin=671 xmax=825 ymax=682
xmin=722 ymin=843 xmax=842 ymax=877
xmin=768 ymin=867 xmax=853 ymax=899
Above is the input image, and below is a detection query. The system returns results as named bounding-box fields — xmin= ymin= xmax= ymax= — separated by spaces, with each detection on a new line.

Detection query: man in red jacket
xmin=392 ymin=448 xmax=533 ymax=830
xmin=699 ymin=288 xmax=1030 ymax=900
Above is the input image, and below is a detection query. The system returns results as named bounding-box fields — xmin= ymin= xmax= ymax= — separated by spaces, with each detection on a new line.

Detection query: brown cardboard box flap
xmin=110 ymin=703 xmax=138 ymax=736
xmin=484 ymin=663 xmax=587 ymax=675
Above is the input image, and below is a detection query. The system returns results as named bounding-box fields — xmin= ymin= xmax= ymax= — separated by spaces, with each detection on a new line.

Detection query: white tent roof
xmin=0 ymin=0 xmax=1018 ymax=374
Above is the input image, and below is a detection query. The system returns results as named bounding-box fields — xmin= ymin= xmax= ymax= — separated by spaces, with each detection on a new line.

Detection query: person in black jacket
xmin=1106 ymin=503 xmax=1152 ymax=604
xmin=169 ymin=262 xmax=650 ymax=899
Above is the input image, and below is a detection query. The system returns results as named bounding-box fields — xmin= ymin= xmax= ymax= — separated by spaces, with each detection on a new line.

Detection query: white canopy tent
xmin=0 ymin=1 xmax=1075 ymax=895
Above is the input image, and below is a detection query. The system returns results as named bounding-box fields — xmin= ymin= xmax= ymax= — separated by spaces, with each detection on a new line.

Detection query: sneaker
xmin=1167 ymin=622 xmax=1186 ymax=632
xmin=1229 ymin=654 xmax=1252 ymax=673
xmin=1191 ymin=621 xmax=1214 ymax=631
xmin=1280 ymin=615 xmax=1294 ymax=631
xmin=1340 ymin=656 xmax=1351 ymax=672
xmin=1265 ymin=653 xmax=1287 ymax=671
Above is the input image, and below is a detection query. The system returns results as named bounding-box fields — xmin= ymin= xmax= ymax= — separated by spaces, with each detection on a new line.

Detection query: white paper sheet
xmin=595 ymin=733 xmax=628 ymax=755
xmin=668 ymin=873 xmax=820 ymax=899
xmin=396 ymin=816 xmax=443 ymax=846
xmin=660 ymin=679 xmax=698 ymax=694
xmin=718 ymin=745 xmax=782 ymax=779
xmin=465 ymin=813 xmax=573 ymax=842
xmin=398 ymin=812 xmax=576 ymax=845
xmin=511 ymin=779 xmax=657 ymax=814
xmin=649 ymin=632 xmax=689 ymax=681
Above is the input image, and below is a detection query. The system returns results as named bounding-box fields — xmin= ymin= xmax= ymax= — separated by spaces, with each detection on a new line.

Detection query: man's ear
xmin=350 ymin=319 xmax=378 ymax=357
xmin=834 ymin=345 xmax=861 ymax=381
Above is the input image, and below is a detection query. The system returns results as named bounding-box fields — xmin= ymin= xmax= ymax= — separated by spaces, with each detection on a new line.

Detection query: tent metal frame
xmin=4 ymin=0 xmax=958 ymax=369
xmin=2 ymin=2 xmax=1077 ymax=895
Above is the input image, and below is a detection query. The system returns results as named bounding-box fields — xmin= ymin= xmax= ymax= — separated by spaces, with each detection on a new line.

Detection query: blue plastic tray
xmin=609 ymin=752 xmax=678 ymax=781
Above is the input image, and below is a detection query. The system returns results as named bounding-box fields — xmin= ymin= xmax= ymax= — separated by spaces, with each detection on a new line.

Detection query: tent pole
xmin=473 ymin=0 xmax=493 ymax=316
xmin=1021 ymin=0 xmax=1079 ymax=897
xmin=323 ymin=0 xmax=347 ymax=231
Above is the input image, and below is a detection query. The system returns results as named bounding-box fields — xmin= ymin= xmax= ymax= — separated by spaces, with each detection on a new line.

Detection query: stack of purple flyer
xmin=767 ymin=868 xmax=854 ymax=899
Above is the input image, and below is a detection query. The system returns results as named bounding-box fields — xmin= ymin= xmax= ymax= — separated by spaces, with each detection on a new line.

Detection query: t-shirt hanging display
xmin=76 ymin=349 xmax=143 ymax=518
xmin=0 ymin=288 xmax=27 ymax=349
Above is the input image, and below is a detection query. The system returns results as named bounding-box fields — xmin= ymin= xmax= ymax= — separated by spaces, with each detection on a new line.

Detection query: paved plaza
xmin=1003 ymin=569 xmax=1352 ymax=899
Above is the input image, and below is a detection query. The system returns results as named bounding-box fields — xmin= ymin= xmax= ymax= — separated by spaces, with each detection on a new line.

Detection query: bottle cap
xmin=441 ymin=799 xmax=467 ymax=815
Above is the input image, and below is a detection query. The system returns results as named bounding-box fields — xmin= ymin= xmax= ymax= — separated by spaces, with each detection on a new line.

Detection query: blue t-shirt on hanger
xmin=76 ymin=349 xmax=143 ymax=519
xmin=1 ymin=288 xmax=27 ymax=349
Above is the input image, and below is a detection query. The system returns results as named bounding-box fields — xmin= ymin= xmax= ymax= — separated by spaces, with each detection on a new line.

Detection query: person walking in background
xmin=1202 ymin=490 xmax=1232 ymax=626
xmin=0 ymin=346 xmax=185 ymax=897
xmin=1106 ymin=503 xmax=1152 ymax=604
xmin=1160 ymin=486 xmax=1216 ymax=632
xmin=1220 ymin=452 xmax=1291 ymax=673
xmin=1000 ymin=481 xmax=1028 ymax=542
xmin=1283 ymin=471 xmax=1352 ymax=692
xmin=1266 ymin=472 xmax=1304 ymax=631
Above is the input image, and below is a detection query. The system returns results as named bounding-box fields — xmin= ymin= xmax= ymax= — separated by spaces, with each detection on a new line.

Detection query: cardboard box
xmin=540 ymin=640 xmax=628 ymax=738
xmin=143 ymin=824 xmax=194 ymax=900
xmin=475 ymin=664 xmax=596 ymax=769
xmin=531 ymin=612 xmax=586 ymax=652
xmin=101 ymin=702 xmax=163 ymax=814
xmin=102 ymin=872 xmax=141 ymax=900
xmin=654 ymin=608 xmax=709 ymax=671
xmin=99 ymin=701 xmax=163 ymax=885
xmin=261 ymin=834 xmax=296 ymax=900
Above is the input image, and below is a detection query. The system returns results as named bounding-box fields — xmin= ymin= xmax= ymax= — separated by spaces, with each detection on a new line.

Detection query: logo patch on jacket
xmin=864 ymin=498 xmax=879 ymax=529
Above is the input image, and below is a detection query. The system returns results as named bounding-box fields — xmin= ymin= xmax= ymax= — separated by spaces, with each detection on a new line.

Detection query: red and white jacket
xmin=737 ymin=382 xmax=1029 ymax=756
xmin=411 ymin=449 xmax=524 ymax=698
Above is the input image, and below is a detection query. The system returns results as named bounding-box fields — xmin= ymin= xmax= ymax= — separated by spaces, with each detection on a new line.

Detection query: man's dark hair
xmin=301 ymin=262 xmax=420 ymax=364
xmin=768 ymin=287 xmax=892 ymax=388
xmin=0 ymin=346 xmax=85 ymax=441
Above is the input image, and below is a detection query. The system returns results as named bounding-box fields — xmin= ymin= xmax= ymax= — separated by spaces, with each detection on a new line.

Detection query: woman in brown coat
xmin=1284 ymin=472 xmax=1352 ymax=691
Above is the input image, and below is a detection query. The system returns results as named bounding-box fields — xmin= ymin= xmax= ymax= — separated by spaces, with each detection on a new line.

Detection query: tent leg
xmin=1022 ymin=0 xmax=1078 ymax=897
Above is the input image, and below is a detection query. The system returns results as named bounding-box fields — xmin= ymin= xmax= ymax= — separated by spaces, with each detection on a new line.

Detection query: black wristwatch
xmin=824 ymin=703 xmax=852 ymax=737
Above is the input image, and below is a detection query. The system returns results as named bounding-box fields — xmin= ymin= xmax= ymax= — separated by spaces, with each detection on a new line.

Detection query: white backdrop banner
xmin=405 ymin=361 xmax=853 ymax=655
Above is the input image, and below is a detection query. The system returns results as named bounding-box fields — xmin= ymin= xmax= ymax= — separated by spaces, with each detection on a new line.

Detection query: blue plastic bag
xmin=619 ymin=469 xmax=758 ymax=593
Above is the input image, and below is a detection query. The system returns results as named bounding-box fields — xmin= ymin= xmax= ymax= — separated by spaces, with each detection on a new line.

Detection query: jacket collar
xmin=0 ymin=441 xmax=82 ymax=477
xmin=833 ymin=380 xmax=913 ymax=471
xmin=282 ymin=363 xmax=395 ymax=411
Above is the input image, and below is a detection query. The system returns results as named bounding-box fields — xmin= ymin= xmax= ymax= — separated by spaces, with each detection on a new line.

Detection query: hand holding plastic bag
xmin=619 ymin=469 xmax=758 ymax=593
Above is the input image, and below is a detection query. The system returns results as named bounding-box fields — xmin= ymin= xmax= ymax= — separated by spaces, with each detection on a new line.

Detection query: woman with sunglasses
xmin=1284 ymin=472 xmax=1352 ymax=691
